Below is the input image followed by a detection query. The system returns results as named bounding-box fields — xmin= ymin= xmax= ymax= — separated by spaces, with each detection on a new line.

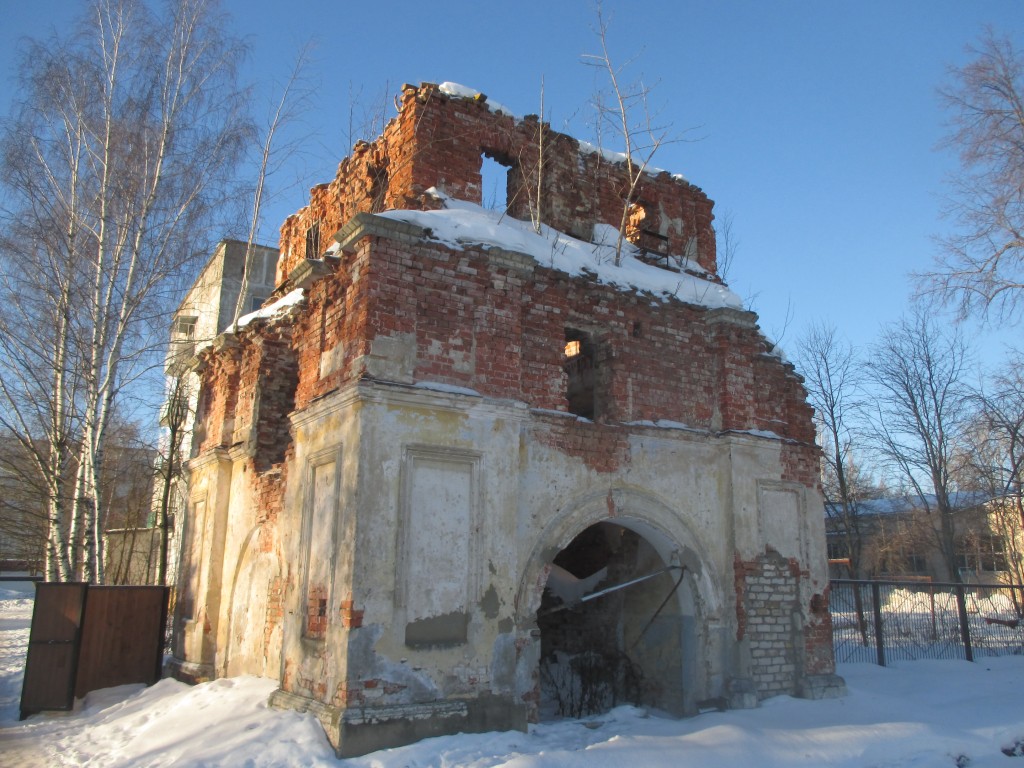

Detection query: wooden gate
xmin=20 ymin=583 xmax=169 ymax=719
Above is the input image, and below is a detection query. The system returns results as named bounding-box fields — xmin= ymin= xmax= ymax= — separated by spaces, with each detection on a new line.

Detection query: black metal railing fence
xmin=830 ymin=579 xmax=1024 ymax=665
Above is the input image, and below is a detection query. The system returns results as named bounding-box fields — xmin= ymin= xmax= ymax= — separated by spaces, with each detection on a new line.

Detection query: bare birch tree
xmin=510 ymin=77 xmax=547 ymax=236
xmin=919 ymin=30 xmax=1024 ymax=324
xmin=0 ymin=0 xmax=248 ymax=582
xmin=797 ymin=323 xmax=878 ymax=640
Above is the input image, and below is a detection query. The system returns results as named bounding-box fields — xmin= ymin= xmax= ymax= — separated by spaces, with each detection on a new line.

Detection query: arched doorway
xmin=536 ymin=521 xmax=689 ymax=719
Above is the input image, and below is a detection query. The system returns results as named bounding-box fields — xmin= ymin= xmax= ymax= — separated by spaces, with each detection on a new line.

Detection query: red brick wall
xmin=276 ymin=82 xmax=717 ymax=284
xmin=291 ymin=244 xmax=374 ymax=410
xmin=350 ymin=237 xmax=814 ymax=442
xmin=804 ymin=586 xmax=837 ymax=676
xmin=196 ymin=231 xmax=819 ymax=479
xmin=194 ymin=344 xmax=241 ymax=454
xmin=192 ymin=78 xmax=818 ymax=489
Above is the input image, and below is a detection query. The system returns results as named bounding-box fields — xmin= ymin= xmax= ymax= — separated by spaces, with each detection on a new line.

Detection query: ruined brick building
xmin=169 ymin=82 xmax=844 ymax=757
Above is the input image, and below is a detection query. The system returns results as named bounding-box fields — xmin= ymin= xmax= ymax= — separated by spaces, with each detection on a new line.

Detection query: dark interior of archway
xmin=537 ymin=522 xmax=684 ymax=720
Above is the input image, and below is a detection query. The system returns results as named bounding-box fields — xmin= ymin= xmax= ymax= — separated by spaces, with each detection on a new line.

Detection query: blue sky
xmin=2 ymin=0 xmax=1021 ymax=368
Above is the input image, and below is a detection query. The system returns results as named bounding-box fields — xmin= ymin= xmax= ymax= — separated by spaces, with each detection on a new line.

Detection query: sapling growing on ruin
xmin=582 ymin=4 xmax=677 ymax=266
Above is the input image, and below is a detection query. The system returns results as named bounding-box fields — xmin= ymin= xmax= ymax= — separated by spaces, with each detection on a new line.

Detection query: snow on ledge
xmin=530 ymin=407 xmax=578 ymax=419
xmin=728 ymin=428 xmax=783 ymax=440
xmin=625 ymin=419 xmax=704 ymax=433
xmin=377 ymin=192 xmax=742 ymax=311
xmin=230 ymin=288 xmax=305 ymax=332
xmin=577 ymin=140 xmax=674 ymax=179
xmin=414 ymin=381 xmax=482 ymax=397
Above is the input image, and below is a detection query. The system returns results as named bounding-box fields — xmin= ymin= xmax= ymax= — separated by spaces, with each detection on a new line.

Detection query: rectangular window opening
xmin=173 ymin=316 xmax=197 ymax=339
xmin=564 ymin=328 xmax=597 ymax=419
xmin=956 ymin=533 xmax=1007 ymax=573
xmin=480 ymin=152 xmax=511 ymax=212
xmin=305 ymin=222 xmax=321 ymax=259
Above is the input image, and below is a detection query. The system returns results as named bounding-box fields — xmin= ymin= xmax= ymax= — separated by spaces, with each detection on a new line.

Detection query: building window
xmin=877 ymin=539 xmax=926 ymax=576
xmin=173 ymin=316 xmax=197 ymax=339
xmin=626 ymin=202 xmax=647 ymax=246
xmin=826 ymin=536 xmax=849 ymax=562
xmin=168 ymin=316 xmax=199 ymax=373
xmin=956 ymin=533 xmax=1007 ymax=573
xmin=248 ymin=296 xmax=267 ymax=314
xmin=626 ymin=200 xmax=670 ymax=259
xmin=564 ymin=328 xmax=596 ymax=419
xmin=904 ymin=552 xmax=927 ymax=574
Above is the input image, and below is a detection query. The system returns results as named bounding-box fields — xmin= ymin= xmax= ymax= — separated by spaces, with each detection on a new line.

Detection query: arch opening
xmin=536 ymin=521 xmax=690 ymax=720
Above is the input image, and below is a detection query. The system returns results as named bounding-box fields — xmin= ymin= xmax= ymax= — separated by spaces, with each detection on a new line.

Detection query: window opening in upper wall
xmin=480 ymin=152 xmax=511 ymax=212
xmin=564 ymin=328 xmax=596 ymax=419
xmin=627 ymin=201 xmax=671 ymax=266
xmin=626 ymin=202 xmax=647 ymax=246
xmin=305 ymin=222 xmax=321 ymax=259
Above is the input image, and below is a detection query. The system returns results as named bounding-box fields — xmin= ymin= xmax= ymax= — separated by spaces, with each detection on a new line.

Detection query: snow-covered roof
xmin=825 ymin=490 xmax=1000 ymax=520
xmin=377 ymin=190 xmax=742 ymax=311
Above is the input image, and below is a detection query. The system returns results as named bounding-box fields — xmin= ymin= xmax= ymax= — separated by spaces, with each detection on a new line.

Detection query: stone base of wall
xmin=726 ymin=677 xmax=759 ymax=710
xmin=164 ymin=657 xmax=213 ymax=684
xmin=797 ymin=673 xmax=847 ymax=700
xmin=269 ymin=688 xmax=528 ymax=758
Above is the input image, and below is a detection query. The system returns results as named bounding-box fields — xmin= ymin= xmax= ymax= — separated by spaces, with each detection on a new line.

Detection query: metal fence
xmin=830 ymin=579 xmax=1024 ymax=665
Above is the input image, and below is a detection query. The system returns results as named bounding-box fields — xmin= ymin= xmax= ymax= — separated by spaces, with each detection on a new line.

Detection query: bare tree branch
xmin=918 ymin=29 xmax=1024 ymax=324
xmin=865 ymin=309 xmax=973 ymax=581
xmin=232 ymin=42 xmax=315 ymax=327
xmin=582 ymin=3 xmax=682 ymax=266
xmin=796 ymin=323 xmax=872 ymax=579
xmin=0 ymin=0 xmax=249 ymax=582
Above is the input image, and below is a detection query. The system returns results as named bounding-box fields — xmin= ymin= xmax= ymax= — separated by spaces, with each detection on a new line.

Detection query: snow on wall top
xmin=377 ymin=190 xmax=742 ymax=310
xmin=230 ymin=288 xmax=305 ymax=332
xmin=438 ymin=82 xmax=515 ymax=117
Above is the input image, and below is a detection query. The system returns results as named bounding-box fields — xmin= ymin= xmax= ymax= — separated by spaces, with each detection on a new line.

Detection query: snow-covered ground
xmin=1 ymin=579 xmax=1023 ymax=767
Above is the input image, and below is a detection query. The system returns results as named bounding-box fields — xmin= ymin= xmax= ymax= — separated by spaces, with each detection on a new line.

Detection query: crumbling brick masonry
xmin=170 ymin=81 xmax=844 ymax=758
